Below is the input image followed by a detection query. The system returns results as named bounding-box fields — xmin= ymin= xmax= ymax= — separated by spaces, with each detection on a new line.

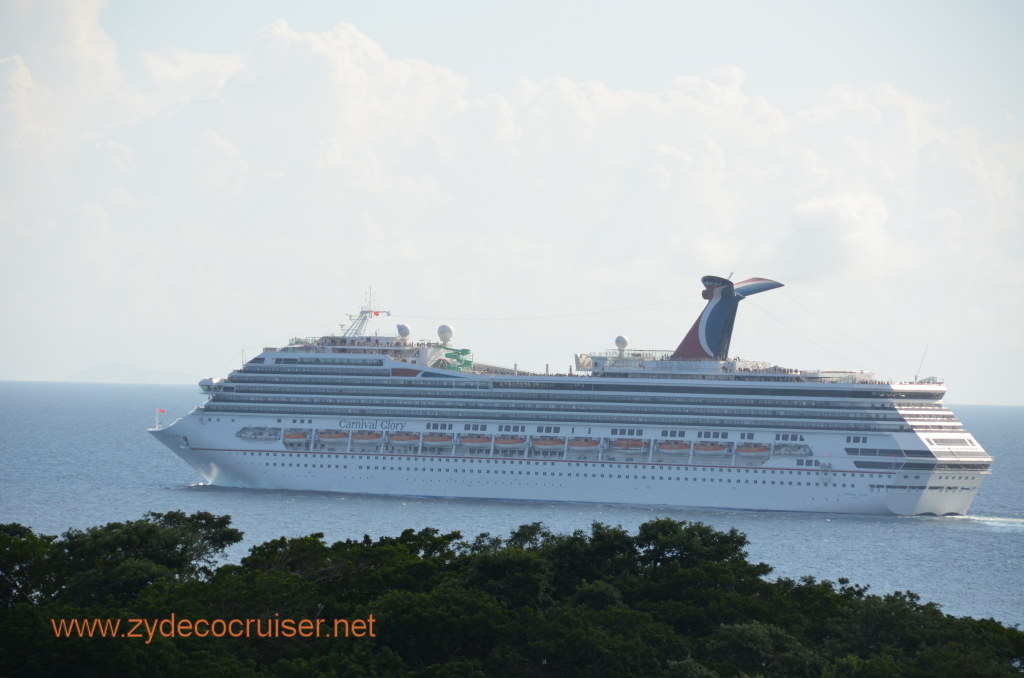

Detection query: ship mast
xmin=341 ymin=288 xmax=391 ymax=337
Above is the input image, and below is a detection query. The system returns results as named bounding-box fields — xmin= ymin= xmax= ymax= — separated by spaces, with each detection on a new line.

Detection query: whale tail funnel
xmin=671 ymin=276 xmax=783 ymax=360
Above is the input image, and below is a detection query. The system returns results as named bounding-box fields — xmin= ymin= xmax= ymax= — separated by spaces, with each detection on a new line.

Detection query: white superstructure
xmin=149 ymin=277 xmax=992 ymax=515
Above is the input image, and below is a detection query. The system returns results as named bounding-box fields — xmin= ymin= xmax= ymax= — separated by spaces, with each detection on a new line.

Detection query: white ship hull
xmin=150 ymin=414 xmax=985 ymax=516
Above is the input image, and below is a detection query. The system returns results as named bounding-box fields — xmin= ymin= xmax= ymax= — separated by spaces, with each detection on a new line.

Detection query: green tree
xmin=704 ymin=620 xmax=823 ymax=677
xmin=0 ymin=523 xmax=56 ymax=610
xmin=51 ymin=511 xmax=242 ymax=606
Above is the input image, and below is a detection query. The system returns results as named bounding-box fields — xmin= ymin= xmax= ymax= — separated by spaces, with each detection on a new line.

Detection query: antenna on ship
xmin=913 ymin=345 xmax=929 ymax=382
xmin=342 ymin=287 xmax=391 ymax=337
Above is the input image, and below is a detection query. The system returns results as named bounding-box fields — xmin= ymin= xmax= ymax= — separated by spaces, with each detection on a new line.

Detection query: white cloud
xmin=0 ymin=55 xmax=45 ymax=147
xmin=141 ymin=48 xmax=245 ymax=110
xmin=783 ymin=193 xmax=891 ymax=278
xmin=189 ymin=129 xmax=249 ymax=197
xmin=0 ymin=7 xmax=1020 ymax=403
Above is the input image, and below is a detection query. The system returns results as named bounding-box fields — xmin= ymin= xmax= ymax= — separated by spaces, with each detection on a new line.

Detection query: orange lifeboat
xmin=533 ymin=437 xmax=565 ymax=449
xmin=736 ymin=443 xmax=770 ymax=455
xmin=461 ymin=435 xmax=492 ymax=449
xmin=423 ymin=433 xmax=454 ymax=445
xmin=284 ymin=430 xmax=308 ymax=440
xmin=567 ymin=438 xmax=599 ymax=449
xmin=389 ymin=433 xmax=420 ymax=446
xmin=658 ymin=440 xmax=690 ymax=453
xmin=694 ymin=442 xmax=727 ymax=454
xmin=351 ymin=431 xmax=383 ymax=445
xmin=494 ymin=436 xmax=526 ymax=449
xmin=610 ymin=439 xmax=644 ymax=453
xmin=317 ymin=430 xmax=348 ymax=440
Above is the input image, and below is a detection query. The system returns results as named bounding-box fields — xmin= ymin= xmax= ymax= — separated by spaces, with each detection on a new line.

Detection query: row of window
xmin=927 ymin=437 xmax=975 ymax=446
xmin=257 ymin=458 xmax=971 ymax=489
xmin=212 ymin=401 xmax=943 ymax=436
xmin=235 ymin=446 xmax=987 ymax=479
xmin=229 ymin=370 xmax=946 ymax=404
xmin=201 ymin=404 xmax=925 ymax=434
xmin=267 ymin=356 xmax=385 ymax=366
xmin=241 ymin=365 xmax=390 ymax=376
xmin=199 ymin=409 xmax=929 ymax=440
xmin=259 ymin=459 xmax=862 ymax=488
xmin=238 ymin=451 xmax=876 ymax=477
xmin=220 ymin=374 xmax=933 ymax=405
xmin=220 ymin=377 xmax=939 ymax=412
xmin=214 ymin=390 xmax=915 ymax=424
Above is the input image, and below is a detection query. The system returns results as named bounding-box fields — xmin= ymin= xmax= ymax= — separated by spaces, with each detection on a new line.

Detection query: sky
xmin=1 ymin=0 xmax=1022 ymax=405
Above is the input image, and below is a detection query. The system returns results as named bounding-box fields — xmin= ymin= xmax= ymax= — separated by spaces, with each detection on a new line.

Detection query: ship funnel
xmin=671 ymin=276 xmax=783 ymax=360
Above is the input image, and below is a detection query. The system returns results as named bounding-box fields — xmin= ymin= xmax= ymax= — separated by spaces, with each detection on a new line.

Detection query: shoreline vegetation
xmin=2 ymin=512 xmax=1021 ymax=676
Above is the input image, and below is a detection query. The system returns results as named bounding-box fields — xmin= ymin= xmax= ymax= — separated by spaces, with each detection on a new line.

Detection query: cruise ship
xmin=149 ymin=276 xmax=992 ymax=515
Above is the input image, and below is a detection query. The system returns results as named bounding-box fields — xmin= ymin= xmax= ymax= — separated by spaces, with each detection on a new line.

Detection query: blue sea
xmin=1 ymin=382 xmax=1020 ymax=628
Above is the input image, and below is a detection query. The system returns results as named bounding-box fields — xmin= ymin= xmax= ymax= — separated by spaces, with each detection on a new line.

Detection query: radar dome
xmin=397 ymin=324 xmax=411 ymax=338
xmin=615 ymin=335 xmax=629 ymax=350
xmin=437 ymin=324 xmax=454 ymax=344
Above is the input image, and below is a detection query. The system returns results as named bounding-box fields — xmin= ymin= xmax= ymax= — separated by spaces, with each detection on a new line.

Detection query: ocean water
xmin=0 ymin=382 xmax=1020 ymax=627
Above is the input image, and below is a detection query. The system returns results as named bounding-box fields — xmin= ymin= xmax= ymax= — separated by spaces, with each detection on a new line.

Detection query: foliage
xmin=1 ymin=513 xmax=1022 ymax=677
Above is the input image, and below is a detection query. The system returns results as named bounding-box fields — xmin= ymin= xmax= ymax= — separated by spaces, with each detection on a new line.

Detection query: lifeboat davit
xmin=351 ymin=431 xmax=383 ymax=446
xmin=610 ymin=439 xmax=645 ymax=453
xmin=389 ymin=433 xmax=420 ymax=446
xmin=317 ymin=430 xmax=348 ymax=440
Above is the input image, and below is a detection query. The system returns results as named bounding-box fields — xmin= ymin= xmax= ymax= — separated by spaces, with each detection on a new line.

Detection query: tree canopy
xmin=1 ymin=512 xmax=1020 ymax=677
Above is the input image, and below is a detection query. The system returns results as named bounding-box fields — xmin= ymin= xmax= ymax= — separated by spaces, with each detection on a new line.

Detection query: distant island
xmin=2 ymin=513 xmax=1021 ymax=676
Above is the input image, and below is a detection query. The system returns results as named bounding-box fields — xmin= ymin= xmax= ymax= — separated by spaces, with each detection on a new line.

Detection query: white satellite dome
xmin=397 ymin=324 xmax=411 ymax=338
xmin=615 ymin=335 xmax=629 ymax=350
xmin=437 ymin=324 xmax=454 ymax=344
